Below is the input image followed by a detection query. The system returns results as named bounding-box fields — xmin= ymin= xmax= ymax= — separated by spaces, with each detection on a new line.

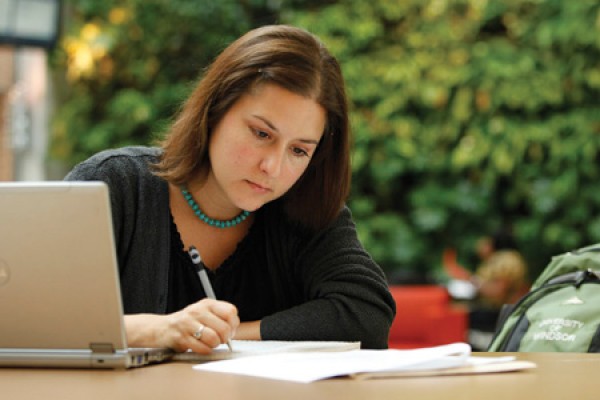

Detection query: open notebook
xmin=0 ymin=181 xmax=173 ymax=368
xmin=194 ymin=342 xmax=536 ymax=382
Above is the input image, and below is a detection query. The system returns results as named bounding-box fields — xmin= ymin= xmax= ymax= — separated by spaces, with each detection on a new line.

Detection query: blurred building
xmin=0 ymin=47 xmax=51 ymax=181
xmin=0 ymin=0 xmax=61 ymax=181
xmin=0 ymin=47 xmax=14 ymax=180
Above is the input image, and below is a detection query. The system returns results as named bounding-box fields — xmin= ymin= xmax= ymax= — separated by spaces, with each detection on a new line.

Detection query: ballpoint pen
xmin=188 ymin=245 xmax=233 ymax=352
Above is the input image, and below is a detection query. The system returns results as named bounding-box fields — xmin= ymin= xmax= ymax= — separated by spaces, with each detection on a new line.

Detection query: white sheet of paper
xmin=193 ymin=343 xmax=475 ymax=383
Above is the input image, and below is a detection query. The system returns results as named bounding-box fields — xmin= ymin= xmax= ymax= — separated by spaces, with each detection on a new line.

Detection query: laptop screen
xmin=0 ymin=182 xmax=128 ymax=352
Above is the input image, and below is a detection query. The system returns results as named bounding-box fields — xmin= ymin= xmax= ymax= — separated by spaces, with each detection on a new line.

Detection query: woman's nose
xmin=259 ymin=148 xmax=284 ymax=177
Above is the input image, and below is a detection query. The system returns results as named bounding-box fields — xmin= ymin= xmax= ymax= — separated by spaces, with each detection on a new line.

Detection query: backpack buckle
xmin=575 ymin=269 xmax=600 ymax=288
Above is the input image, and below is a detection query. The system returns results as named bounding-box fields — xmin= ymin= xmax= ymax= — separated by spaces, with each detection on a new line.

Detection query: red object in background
xmin=388 ymin=285 xmax=468 ymax=349
xmin=442 ymin=247 xmax=473 ymax=281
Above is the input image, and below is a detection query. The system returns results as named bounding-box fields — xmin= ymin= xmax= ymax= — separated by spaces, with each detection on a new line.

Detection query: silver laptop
xmin=0 ymin=181 xmax=173 ymax=368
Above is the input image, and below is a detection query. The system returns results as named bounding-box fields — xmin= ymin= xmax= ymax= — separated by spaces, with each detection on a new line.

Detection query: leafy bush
xmin=51 ymin=0 xmax=600 ymax=282
xmin=287 ymin=0 xmax=600 ymax=281
xmin=50 ymin=0 xmax=279 ymax=163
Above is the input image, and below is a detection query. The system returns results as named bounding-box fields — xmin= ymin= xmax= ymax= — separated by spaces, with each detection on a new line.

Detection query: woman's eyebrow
xmin=252 ymin=114 xmax=320 ymax=144
xmin=253 ymin=115 xmax=279 ymax=132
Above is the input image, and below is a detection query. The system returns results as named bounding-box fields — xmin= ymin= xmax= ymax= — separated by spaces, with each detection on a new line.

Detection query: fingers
xmin=207 ymin=301 xmax=241 ymax=339
xmin=170 ymin=299 xmax=239 ymax=354
xmin=183 ymin=323 xmax=221 ymax=354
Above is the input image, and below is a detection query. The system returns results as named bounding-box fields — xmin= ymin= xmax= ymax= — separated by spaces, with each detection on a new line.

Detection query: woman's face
xmin=206 ymin=83 xmax=326 ymax=212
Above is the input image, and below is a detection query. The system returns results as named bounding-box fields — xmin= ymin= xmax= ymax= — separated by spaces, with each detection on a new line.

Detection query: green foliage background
xmin=50 ymin=0 xmax=600 ymax=282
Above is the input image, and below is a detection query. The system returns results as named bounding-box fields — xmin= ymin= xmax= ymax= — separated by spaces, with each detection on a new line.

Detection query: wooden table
xmin=1 ymin=352 xmax=598 ymax=400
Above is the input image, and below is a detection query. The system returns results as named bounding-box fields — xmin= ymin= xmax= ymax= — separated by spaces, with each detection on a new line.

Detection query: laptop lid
xmin=0 ymin=181 xmax=171 ymax=368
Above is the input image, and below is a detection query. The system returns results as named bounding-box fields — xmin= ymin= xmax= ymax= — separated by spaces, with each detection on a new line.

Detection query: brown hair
xmin=476 ymin=250 xmax=529 ymax=306
xmin=153 ymin=25 xmax=351 ymax=231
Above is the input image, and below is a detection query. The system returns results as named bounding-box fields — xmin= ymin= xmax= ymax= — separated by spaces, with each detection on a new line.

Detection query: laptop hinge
xmin=90 ymin=343 xmax=116 ymax=354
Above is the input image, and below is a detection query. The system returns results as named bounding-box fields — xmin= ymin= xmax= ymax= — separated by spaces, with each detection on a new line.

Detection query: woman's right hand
xmin=124 ymin=298 xmax=239 ymax=354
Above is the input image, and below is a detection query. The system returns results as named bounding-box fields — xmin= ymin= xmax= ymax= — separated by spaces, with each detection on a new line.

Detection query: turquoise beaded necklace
xmin=181 ymin=187 xmax=250 ymax=228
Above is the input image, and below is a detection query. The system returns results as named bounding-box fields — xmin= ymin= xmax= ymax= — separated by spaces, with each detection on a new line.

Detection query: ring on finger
xmin=192 ymin=324 xmax=205 ymax=340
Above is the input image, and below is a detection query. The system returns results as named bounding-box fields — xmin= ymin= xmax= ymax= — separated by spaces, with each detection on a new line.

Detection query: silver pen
xmin=188 ymin=246 xmax=233 ymax=352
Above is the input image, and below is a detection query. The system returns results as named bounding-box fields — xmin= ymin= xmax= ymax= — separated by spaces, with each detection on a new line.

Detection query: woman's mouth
xmin=247 ymin=180 xmax=272 ymax=194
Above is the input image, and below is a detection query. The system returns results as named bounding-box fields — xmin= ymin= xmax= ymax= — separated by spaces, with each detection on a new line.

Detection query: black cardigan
xmin=65 ymin=146 xmax=396 ymax=348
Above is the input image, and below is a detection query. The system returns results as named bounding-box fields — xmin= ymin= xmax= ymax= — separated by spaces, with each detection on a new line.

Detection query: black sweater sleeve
xmin=260 ymin=207 xmax=396 ymax=349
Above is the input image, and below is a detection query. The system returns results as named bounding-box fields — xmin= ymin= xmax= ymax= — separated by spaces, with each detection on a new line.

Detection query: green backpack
xmin=488 ymin=244 xmax=600 ymax=352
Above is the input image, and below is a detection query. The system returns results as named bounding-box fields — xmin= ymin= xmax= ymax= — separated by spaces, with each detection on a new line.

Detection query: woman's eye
xmin=253 ymin=128 xmax=270 ymax=139
xmin=292 ymin=147 xmax=309 ymax=157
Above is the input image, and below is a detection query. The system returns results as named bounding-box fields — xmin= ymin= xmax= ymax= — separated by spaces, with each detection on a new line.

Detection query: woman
xmin=65 ymin=25 xmax=395 ymax=353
